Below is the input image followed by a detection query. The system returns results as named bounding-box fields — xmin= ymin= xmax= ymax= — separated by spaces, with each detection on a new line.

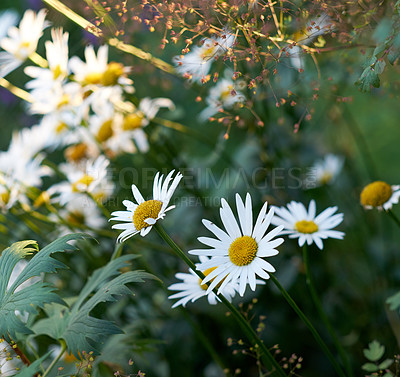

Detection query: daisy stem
xmin=42 ymin=340 xmax=67 ymax=377
xmin=302 ymin=245 xmax=353 ymax=377
xmin=269 ymin=274 xmax=348 ymax=377
xmin=154 ymin=224 xmax=287 ymax=377
xmin=387 ymin=210 xmax=400 ymax=229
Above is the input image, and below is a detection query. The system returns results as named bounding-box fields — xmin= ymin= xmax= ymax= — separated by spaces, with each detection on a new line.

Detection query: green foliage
xmin=0 ymin=234 xmax=85 ymax=340
xmin=362 ymin=340 xmax=393 ymax=376
xmin=15 ymin=352 xmax=51 ymax=377
xmin=386 ymin=291 xmax=400 ymax=311
xmin=356 ymin=2 xmax=400 ymax=92
xmin=34 ymin=255 xmax=156 ymax=357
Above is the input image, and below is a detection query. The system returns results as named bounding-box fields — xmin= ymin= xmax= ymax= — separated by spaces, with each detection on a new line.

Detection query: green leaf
xmin=15 ymin=352 xmax=51 ymax=377
xmin=387 ymin=291 xmax=400 ymax=310
xmin=363 ymin=340 xmax=385 ymax=361
xmin=0 ymin=234 xmax=85 ymax=340
xmin=355 ymin=67 xmax=380 ymax=92
xmin=379 ymin=358 xmax=394 ymax=369
xmin=34 ymin=255 xmax=156 ymax=357
xmin=361 ymin=362 xmax=379 ymax=372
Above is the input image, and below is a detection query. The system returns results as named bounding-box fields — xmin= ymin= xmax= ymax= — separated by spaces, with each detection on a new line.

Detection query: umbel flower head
xmin=271 ymin=200 xmax=344 ymax=250
xmin=110 ymin=170 xmax=183 ymax=241
xmin=189 ymin=193 xmax=284 ymax=297
xmin=168 ymin=256 xmax=239 ymax=308
xmin=360 ymin=181 xmax=400 ymax=211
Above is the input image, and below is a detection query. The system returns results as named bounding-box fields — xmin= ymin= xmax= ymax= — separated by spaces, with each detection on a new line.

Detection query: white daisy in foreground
xmin=306 ymin=154 xmax=344 ymax=188
xmin=360 ymin=181 xmax=400 ymax=211
xmin=271 ymin=200 xmax=344 ymax=250
xmin=168 ymin=256 xmax=238 ymax=308
xmin=0 ymin=9 xmax=48 ymax=77
xmin=189 ymin=193 xmax=284 ymax=297
xmin=173 ymin=28 xmax=235 ymax=83
xmin=110 ymin=170 xmax=183 ymax=241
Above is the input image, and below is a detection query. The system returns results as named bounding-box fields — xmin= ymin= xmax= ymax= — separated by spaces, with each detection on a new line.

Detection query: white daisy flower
xmin=54 ymin=194 xmax=106 ymax=236
xmin=271 ymin=200 xmax=344 ymax=250
xmin=360 ymin=181 xmax=400 ymax=211
xmin=35 ymin=112 xmax=81 ymax=150
xmin=306 ymin=154 xmax=344 ymax=188
xmin=88 ymin=96 xmax=175 ymax=157
xmin=173 ymin=28 xmax=235 ymax=83
xmin=0 ymin=9 xmax=48 ymax=77
xmin=50 ymin=156 xmax=114 ymax=205
xmin=189 ymin=193 xmax=284 ymax=297
xmin=69 ymin=45 xmax=133 ymax=91
xmin=199 ymin=77 xmax=245 ymax=121
xmin=25 ymin=28 xmax=69 ymax=90
xmin=0 ymin=129 xmax=51 ymax=192
xmin=289 ymin=12 xmax=334 ymax=70
xmin=168 ymin=256 xmax=239 ymax=308
xmin=28 ymin=80 xmax=83 ymax=116
xmin=110 ymin=170 xmax=183 ymax=241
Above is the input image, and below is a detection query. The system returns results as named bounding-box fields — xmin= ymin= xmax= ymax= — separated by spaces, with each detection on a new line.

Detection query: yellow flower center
xmin=55 ymin=123 xmax=68 ymax=135
xmin=84 ymin=72 xmax=102 ymax=85
xmin=72 ymin=175 xmax=95 ymax=192
xmin=201 ymin=45 xmax=217 ymax=60
xmin=101 ymin=62 xmax=125 ymax=86
xmin=97 ymin=119 xmax=114 ymax=142
xmin=133 ymin=199 xmax=162 ymax=231
xmin=220 ymin=86 xmax=233 ymax=101
xmin=65 ymin=143 xmax=88 ymax=163
xmin=57 ymin=94 xmax=70 ymax=110
xmin=295 ymin=220 xmax=319 ymax=234
xmin=122 ymin=113 xmax=144 ymax=131
xmin=360 ymin=181 xmax=392 ymax=207
xmin=53 ymin=64 xmax=63 ymax=79
xmin=228 ymin=235 xmax=258 ymax=266
xmin=320 ymin=172 xmax=333 ymax=185
xmin=199 ymin=267 xmax=225 ymax=290
xmin=0 ymin=191 xmax=10 ymax=205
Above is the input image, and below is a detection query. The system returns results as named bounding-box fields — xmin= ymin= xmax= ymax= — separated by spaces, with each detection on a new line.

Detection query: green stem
xmin=387 ymin=210 xmax=400 ymax=229
xmin=42 ymin=340 xmax=67 ymax=377
xmin=154 ymin=224 xmax=287 ymax=377
xmin=269 ymin=274 xmax=347 ymax=377
xmin=302 ymin=245 xmax=353 ymax=377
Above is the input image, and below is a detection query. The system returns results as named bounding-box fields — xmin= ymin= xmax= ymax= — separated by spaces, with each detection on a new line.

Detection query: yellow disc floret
xmin=133 ymin=199 xmax=162 ymax=231
xmin=72 ymin=175 xmax=95 ymax=192
xmin=84 ymin=72 xmax=102 ymax=85
xmin=229 ymin=235 xmax=258 ymax=266
xmin=122 ymin=113 xmax=144 ymax=131
xmin=101 ymin=62 xmax=125 ymax=86
xmin=97 ymin=119 xmax=114 ymax=142
xmin=360 ymin=181 xmax=392 ymax=207
xmin=65 ymin=143 xmax=88 ymax=163
xmin=0 ymin=191 xmax=10 ymax=205
xmin=199 ymin=267 xmax=224 ymax=290
xmin=295 ymin=220 xmax=318 ymax=234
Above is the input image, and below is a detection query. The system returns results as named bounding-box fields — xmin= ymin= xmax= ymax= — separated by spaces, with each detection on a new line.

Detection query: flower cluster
xmin=0 ymin=8 xmax=176 ymax=235
xmin=111 ymin=170 xmax=346 ymax=307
